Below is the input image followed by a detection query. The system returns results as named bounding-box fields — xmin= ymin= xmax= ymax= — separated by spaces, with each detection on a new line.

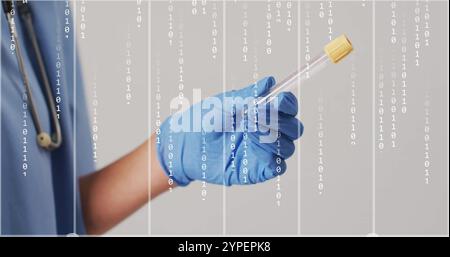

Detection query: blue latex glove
xmin=156 ymin=76 xmax=303 ymax=186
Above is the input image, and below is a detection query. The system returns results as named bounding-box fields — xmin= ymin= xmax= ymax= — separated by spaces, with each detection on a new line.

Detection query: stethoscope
xmin=2 ymin=1 xmax=62 ymax=150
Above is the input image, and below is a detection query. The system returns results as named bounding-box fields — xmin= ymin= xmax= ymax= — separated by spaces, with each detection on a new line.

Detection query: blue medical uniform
xmin=1 ymin=1 xmax=94 ymax=235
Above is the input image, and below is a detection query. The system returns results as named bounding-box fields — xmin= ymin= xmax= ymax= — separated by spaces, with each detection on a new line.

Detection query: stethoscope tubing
xmin=3 ymin=1 xmax=62 ymax=151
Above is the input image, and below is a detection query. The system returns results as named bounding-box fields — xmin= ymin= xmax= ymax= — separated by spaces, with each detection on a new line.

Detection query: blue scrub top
xmin=1 ymin=1 xmax=94 ymax=235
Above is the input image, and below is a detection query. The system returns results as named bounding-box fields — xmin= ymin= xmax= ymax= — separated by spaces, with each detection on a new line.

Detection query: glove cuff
xmin=156 ymin=117 xmax=192 ymax=186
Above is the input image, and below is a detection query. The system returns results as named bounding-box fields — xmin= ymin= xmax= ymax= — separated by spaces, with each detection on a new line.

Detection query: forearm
xmin=79 ymin=133 xmax=172 ymax=235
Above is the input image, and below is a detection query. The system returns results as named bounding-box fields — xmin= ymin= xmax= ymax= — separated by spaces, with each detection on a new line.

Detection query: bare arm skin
xmin=79 ymin=133 xmax=171 ymax=235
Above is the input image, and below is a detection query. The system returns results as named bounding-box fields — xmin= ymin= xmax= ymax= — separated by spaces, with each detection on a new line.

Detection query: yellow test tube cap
xmin=324 ymin=35 xmax=353 ymax=63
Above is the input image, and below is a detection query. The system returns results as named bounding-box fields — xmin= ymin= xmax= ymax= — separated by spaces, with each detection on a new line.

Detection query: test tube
xmin=256 ymin=35 xmax=353 ymax=106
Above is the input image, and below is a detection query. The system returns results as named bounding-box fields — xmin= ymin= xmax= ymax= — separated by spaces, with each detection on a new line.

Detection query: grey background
xmin=74 ymin=0 xmax=448 ymax=235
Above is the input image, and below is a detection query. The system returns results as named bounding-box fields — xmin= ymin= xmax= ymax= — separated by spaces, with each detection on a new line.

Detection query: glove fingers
xmin=249 ymin=133 xmax=296 ymax=159
xmin=256 ymin=114 xmax=304 ymax=141
xmin=261 ymin=155 xmax=287 ymax=181
xmin=243 ymin=146 xmax=287 ymax=183
xmin=238 ymin=76 xmax=276 ymax=98
xmin=272 ymin=91 xmax=298 ymax=116
xmin=279 ymin=115 xmax=304 ymax=140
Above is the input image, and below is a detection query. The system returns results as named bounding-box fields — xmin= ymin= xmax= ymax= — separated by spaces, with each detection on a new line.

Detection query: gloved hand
xmin=156 ymin=76 xmax=303 ymax=186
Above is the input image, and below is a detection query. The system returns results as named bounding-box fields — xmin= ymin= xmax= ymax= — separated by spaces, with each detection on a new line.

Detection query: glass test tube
xmin=256 ymin=35 xmax=353 ymax=106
